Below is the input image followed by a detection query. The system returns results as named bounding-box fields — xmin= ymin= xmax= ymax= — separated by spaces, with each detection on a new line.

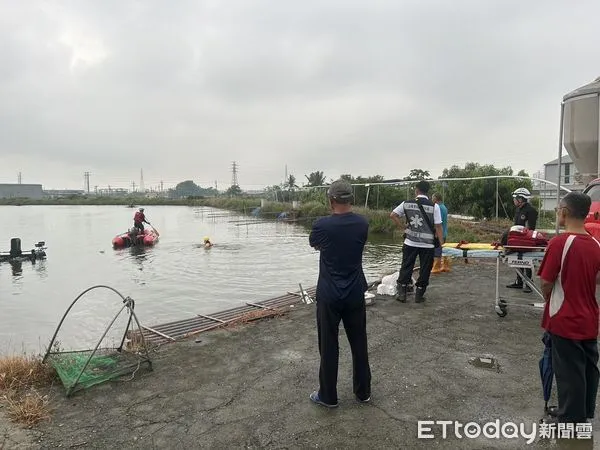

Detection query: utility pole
xmin=140 ymin=169 xmax=145 ymax=193
xmin=231 ymin=161 xmax=239 ymax=186
xmin=285 ymin=164 xmax=288 ymax=183
xmin=160 ymin=180 xmax=164 ymax=192
xmin=495 ymin=178 xmax=499 ymax=219
xmin=17 ymin=172 xmax=22 ymax=184
xmin=84 ymin=171 xmax=91 ymax=193
xmin=131 ymin=181 xmax=136 ymax=192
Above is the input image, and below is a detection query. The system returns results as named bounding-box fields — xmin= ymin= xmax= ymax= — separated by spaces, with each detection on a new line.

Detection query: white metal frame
xmin=557 ymin=92 xmax=600 ymax=232
xmin=304 ymin=175 xmax=572 ymax=219
xmin=494 ymin=248 xmax=547 ymax=317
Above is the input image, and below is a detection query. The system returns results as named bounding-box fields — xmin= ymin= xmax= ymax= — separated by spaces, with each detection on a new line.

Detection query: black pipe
xmin=10 ymin=238 xmax=22 ymax=257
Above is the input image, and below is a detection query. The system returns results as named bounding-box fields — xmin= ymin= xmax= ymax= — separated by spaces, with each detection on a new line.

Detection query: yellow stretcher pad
xmin=442 ymin=242 xmax=503 ymax=251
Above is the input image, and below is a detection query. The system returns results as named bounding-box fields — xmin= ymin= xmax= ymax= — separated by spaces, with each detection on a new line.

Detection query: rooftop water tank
xmin=563 ymin=76 xmax=600 ymax=185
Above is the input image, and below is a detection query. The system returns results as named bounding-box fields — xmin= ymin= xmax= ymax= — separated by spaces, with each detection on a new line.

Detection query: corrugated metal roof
xmin=544 ymin=154 xmax=572 ymax=166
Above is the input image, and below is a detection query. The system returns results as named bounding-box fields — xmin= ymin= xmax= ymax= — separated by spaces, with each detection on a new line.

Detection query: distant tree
xmin=170 ymin=180 xmax=219 ymax=198
xmin=404 ymin=169 xmax=431 ymax=181
xmin=440 ymin=162 xmax=533 ymax=219
xmin=205 ymin=188 xmax=219 ymax=197
xmin=226 ymin=184 xmax=242 ymax=197
xmin=328 ymin=174 xmax=408 ymax=210
xmin=305 ymin=171 xmax=326 ymax=187
xmin=173 ymin=180 xmax=203 ymax=198
xmin=284 ymin=175 xmax=298 ymax=191
xmin=277 ymin=175 xmax=298 ymax=202
xmin=265 ymin=185 xmax=283 ymax=201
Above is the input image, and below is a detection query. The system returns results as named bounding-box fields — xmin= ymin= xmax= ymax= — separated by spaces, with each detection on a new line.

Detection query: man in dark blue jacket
xmin=308 ymin=179 xmax=371 ymax=408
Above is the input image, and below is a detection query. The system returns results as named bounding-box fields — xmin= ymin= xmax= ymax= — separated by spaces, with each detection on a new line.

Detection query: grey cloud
xmin=1 ymin=0 xmax=600 ymax=189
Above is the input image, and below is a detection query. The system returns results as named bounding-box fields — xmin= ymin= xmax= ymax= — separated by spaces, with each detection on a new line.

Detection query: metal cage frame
xmin=42 ymin=285 xmax=153 ymax=396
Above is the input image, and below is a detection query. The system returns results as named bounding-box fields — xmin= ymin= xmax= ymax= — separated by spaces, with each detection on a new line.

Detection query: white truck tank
xmin=563 ymin=77 xmax=600 ymax=185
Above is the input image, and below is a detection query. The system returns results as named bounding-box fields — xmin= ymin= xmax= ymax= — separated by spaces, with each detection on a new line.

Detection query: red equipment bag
xmin=585 ymin=222 xmax=600 ymax=241
xmin=506 ymin=226 xmax=548 ymax=249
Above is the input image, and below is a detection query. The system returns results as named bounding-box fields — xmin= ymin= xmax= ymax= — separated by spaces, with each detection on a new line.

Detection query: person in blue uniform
xmin=431 ymin=192 xmax=449 ymax=273
xmin=308 ymin=179 xmax=371 ymax=408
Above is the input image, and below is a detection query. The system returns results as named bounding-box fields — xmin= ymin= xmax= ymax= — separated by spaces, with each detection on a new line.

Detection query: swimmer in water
xmin=203 ymin=237 xmax=213 ymax=248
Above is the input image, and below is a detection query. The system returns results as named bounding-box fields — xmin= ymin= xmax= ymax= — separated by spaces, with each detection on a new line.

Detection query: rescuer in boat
xmin=128 ymin=227 xmax=140 ymax=246
xmin=506 ymin=187 xmax=539 ymax=293
xmin=133 ymin=208 xmax=149 ymax=233
xmin=203 ymin=237 xmax=213 ymax=248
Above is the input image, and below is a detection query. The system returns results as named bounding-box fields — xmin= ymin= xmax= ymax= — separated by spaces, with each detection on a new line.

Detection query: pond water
xmin=0 ymin=205 xmax=402 ymax=353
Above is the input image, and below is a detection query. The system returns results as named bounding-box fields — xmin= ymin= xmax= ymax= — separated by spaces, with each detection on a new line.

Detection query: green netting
xmin=46 ymin=348 xmax=148 ymax=395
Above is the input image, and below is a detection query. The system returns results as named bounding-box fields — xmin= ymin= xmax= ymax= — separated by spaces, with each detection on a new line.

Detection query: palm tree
xmin=282 ymin=175 xmax=298 ymax=202
xmin=304 ymin=171 xmax=326 ymax=187
xmin=284 ymin=175 xmax=298 ymax=190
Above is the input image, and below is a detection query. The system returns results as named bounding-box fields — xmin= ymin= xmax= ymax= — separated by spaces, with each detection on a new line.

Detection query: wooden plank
xmin=197 ymin=313 xmax=226 ymax=323
xmin=245 ymin=302 xmax=276 ymax=310
xmin=131 ymin=286 xmax=319 ymax=344
xmin=141 ymin=325 xmax=176 ymax=342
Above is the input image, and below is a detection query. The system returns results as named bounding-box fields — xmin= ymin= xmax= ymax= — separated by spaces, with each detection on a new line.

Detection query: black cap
xmin=327 ymin=179 xmax=353 ymax=200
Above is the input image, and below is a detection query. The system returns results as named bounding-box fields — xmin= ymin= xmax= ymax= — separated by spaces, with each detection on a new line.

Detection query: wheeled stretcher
xmin=442 ymin=245 xmax=547 ymax=317
xmin=494 ymin=247 xmax=547 ymax=317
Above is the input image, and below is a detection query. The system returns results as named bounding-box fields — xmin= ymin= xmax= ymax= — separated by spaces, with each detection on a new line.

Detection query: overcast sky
xmin=1 ymin=0 xmax=599 ymax=190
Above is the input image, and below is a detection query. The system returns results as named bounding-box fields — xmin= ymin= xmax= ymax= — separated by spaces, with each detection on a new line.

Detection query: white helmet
xmin=512 ymin=188 xmax=532 ymax=200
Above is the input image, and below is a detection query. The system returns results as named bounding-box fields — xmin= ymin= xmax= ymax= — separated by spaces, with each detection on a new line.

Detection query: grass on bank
xmin=2 ymin=195 xmax=555 ymax=242
xmin=0 ymin=354 xmax=56 ymax=427
xmin=0 ymin=196 xmax=193 ymax=206
xmin=198 ymin=198 xmax=517 ymax=243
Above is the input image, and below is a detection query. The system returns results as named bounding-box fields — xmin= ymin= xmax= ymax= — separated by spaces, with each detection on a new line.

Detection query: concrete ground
xmin=4 ymin=259 xmax=599 ymax=449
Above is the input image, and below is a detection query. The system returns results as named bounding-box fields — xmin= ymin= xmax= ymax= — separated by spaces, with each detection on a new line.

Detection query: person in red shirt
xmin=133 ymin=208 xmax=149 ymax=232
xmin=538 ymin=192 xmax=600 ymax=424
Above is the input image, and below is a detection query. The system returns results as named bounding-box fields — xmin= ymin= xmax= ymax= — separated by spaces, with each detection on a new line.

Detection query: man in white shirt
xmin=390 ymin=180 xmax=444 ymax=303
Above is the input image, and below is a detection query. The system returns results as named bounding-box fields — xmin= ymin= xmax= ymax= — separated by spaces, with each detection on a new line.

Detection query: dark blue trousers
xmin=316 ymin=298 xmax=371 ymax=404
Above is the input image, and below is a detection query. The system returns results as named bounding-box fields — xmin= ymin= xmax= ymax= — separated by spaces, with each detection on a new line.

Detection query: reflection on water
xmin=4 ymin=258 xmax=48 ymax=281
xmin=9 ymin=260 xmax=23 ymax=277
xmin=128 ymin=246 xmax=149 ymax=269
xmin=3 ymin=258 xmax=48 ymax=279
xmin=0 ymin=205 xmax=402 ymax=352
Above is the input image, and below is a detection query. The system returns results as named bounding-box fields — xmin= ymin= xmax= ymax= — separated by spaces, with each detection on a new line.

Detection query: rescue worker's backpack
xmin=502 ymin=225 xmax=548 ymax=249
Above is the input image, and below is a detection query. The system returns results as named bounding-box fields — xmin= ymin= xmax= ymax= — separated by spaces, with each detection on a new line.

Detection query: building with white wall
xmin=536 ymin=155 xmax=585 ymax=211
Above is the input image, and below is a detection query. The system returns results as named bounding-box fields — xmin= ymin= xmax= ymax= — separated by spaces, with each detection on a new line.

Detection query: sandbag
xmin=377 ymin=283 xmax=397 ymax=296
xmin=380 ymin=271 xmax=399 ymax=286
xmin=377 ymin=271 xmax=399 ymax=296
